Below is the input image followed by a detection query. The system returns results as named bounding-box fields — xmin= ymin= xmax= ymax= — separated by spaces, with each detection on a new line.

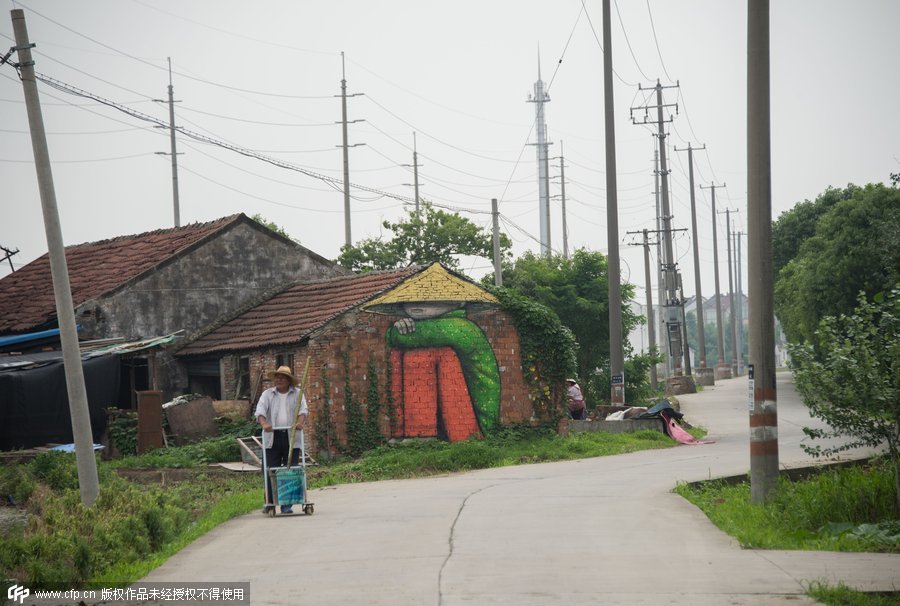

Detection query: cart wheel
xmin=304 ymin=504 xmax=314 ymax=515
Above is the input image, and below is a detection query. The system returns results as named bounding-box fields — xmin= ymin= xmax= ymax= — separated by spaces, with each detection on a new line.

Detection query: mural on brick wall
xmin=365 ymin=263 xmax=500 ymax=442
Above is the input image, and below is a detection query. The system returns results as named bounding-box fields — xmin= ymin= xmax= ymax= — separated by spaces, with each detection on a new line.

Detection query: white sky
xmin=1 ymin=1 xmax=898 ymax=307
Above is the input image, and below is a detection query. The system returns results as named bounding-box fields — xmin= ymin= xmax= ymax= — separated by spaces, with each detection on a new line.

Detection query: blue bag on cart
xmin=269 ymin=467 xmax=304 ymax=505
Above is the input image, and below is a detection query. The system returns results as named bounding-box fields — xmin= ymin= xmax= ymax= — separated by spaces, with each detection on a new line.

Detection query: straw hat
xmin=267 ymin=365 xmax=297 ymax=386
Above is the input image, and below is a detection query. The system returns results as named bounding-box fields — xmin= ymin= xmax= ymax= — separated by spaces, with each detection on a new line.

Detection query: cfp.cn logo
xmin=7 ymin=584 xmax=29 ymax=604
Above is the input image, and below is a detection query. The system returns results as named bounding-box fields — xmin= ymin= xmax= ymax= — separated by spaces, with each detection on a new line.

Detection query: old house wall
xmin=224 ymin=307 xmax=534 ymax=456
xmin=75 ymin=220 xmax=343 ymax=343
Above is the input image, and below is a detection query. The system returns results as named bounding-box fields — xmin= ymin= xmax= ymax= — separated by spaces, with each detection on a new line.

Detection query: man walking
xmin=256 ymin=365 xmax=307 ymax=514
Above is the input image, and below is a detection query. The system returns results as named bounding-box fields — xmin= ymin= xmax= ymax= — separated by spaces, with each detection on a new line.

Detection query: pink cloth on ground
xmin=660 ymin=410 xmax=715 ymax=445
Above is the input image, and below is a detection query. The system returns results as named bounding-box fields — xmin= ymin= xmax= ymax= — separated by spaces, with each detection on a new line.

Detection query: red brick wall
xmin=227 ymin=307 xmax=534 ymax=456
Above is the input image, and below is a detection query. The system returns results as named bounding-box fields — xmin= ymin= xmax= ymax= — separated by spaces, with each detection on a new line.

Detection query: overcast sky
xmin=2 ymin=1 xmax=898 ymax=307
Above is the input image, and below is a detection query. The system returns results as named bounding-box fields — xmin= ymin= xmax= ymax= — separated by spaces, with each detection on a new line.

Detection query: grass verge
xmin=674 ymin=460 xmax=898 ymax=552
xmin=675 ymin=460 xmax=899 ymax=605
xmin=807 ymin=581 xmax=900 ymax=606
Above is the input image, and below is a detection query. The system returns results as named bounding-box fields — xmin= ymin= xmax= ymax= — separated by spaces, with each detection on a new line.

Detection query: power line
xmin=646 ymin=0 xmax=675 ymax=83
xmin=176 ymin=104 xmax=337 ymax=128
xmin=365 ymin=95 xmax=520 ymax=165
xmin=581 ymin=0 xmax=638 ymax=87
xmin=613 ymin=0 xmax=652 ymax=81
xmin=6 ymin=68 xmax=417 ymax=204
xmin=0 ymin=152 xmax=154 ymax=163
xmin=15 ymin=1 xmax=336 ymax=99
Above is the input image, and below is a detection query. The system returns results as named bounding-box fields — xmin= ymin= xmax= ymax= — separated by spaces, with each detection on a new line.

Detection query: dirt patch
xmin=0 ymin=505 xmax=27 ymax=536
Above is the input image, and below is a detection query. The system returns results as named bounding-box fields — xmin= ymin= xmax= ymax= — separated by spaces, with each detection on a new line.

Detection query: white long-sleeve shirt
xmin=255 ymin=385 xmax=308 ymax=448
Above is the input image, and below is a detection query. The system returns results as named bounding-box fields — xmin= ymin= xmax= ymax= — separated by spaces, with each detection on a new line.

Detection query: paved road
xmin=143 ymin=372 xmax=899 ymax=605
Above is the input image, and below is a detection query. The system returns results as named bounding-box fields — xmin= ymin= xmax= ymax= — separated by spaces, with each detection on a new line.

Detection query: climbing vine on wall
xmin=365 ymin=359 xmax=383 ymax=444
xmin=343 ymin=347 xmax=386 ymax=456
xmin=384 ymin=355 xmax=398 ymax=436
xmin=487 ymin=286 xmax=578 ymax=420
xmin=314 ymin=368 xmax=337 ymax=457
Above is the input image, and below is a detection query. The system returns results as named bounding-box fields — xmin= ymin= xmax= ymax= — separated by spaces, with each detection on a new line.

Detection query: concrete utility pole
xmin=747 ymin=0 xmax=778 ymax=503
xmin=722 ymin=208 xmax=739 ymax=377
xmin=675 ymin=143 xmax=714 ymax=386
xmin=628 ymin=229 xmax=658 ymax=390
xmin=558 ymin=141 xmax=569 ymax=260
xmin=153 ymin=58 xmax=181 ymax=227
xmin=735 ymin=231 xmax=745 ymax=375
xmin=527 ymin=54 xmax=553 ymax=257
xmin=631 ymin=79 xmax=694 ymax=394
xmin=602 ymin=0 xmax=625 ymax=404
xmin=701 ymin=182 xmax=730 ymax=380
xmin=402 ymin=132 xmax=423 ymax=222
xmin=491 ymin=198 xmax=503 ymax=287
xmin=164 ymin=58 xmax=180 ymax=227
xmin=412 ymin=132 xmax=420 ymax=218
xmin=654 ymin=150 xmax=669 ymax=379
xmin=11 ymin=8 xmax=99 ymax=506
xmin=337 ymin=52 xmax=365 ymax=248
xmin=679 ymin=272 xmax=692 ymax=377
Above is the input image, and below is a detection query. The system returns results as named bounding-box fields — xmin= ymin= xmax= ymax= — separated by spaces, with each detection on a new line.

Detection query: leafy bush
xmin=790 ymin=287 xmax=900 ymax=513
xmin=106 ymin=408 xmax=139 ymax=456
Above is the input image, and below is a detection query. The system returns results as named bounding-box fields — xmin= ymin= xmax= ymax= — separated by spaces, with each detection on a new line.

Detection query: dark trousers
xmin=264 ymin=429 xmax=300 ymax=504
xmin=570 ymin=407 xmax=586 ymax=420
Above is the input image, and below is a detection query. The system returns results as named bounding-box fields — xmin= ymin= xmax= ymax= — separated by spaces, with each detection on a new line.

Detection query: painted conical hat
xmin=363 ymin=262 xmax=498 ymax=314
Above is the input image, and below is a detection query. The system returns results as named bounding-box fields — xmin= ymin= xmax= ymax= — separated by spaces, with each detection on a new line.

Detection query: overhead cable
xmin=7 ymin=68 xmax=417 ymax=203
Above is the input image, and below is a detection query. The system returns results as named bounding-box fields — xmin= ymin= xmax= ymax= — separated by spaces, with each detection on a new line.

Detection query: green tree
xmin=790 ymin=288 xmax=900 ymax=513
xmin=250 ymin=213 xmax=302 ymax=244
xmin=336 ymin=202 xmax=511 ymax=272
xmin=685 ymin=310 xmax=722 ymax=366
xmin=772 ymin=185 xmax=857 ymax=276
xmin=490 ymin=249 xmax=644 ymax=404
xmin=774 ymin=183 xmax=900 ymax=345
xmin=488 ymin=286 xmax=578 ymax=419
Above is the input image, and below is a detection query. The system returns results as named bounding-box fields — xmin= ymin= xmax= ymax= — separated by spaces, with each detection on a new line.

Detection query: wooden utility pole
xmin=747 ymin=0 xmax=778 ymax=503
xmin=11 ymin=8 xmax=99 ymax=506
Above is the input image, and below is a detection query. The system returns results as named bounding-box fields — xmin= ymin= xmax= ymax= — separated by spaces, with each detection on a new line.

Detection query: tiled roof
xmin=0 ymin=215 xmax=242 ymax=334
xmin=177 ymin=266 xmax=423 ymax=356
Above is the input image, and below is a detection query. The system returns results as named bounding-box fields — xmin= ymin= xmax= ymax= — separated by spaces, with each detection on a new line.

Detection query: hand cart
xmin=261 ymin=426 xmax=314 ymax=517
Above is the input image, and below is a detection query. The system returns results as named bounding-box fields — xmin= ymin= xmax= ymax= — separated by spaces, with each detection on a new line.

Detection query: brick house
xmin=177 ymin=263 xmax=536 ymax=455
xmin=0 ymin=214 xmax=346 ymax=403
